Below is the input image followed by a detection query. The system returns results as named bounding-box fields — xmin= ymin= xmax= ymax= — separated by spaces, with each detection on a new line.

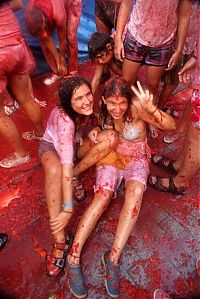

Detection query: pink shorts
xmin=0 ymin=41 xmax=35 ymax=92
xmin=94 ymin=158 xmax=150 ymax=194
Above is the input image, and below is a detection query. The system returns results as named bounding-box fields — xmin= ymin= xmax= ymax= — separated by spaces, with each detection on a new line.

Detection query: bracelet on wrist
xmin=150 ymin=106 xmax=157 ymax=115
xmin=62 ymin=202 xmax=73 ymax=208
xmin=63 ymin=210 xmax=73 ymax=214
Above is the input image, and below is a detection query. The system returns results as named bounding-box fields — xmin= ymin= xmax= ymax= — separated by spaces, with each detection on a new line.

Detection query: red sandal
xmin=46 ymin=235 xmax=73 ymax=278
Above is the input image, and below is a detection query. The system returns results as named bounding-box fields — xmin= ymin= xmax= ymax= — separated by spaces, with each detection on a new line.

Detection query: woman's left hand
xmin=131 ymin=81 xmax=154 ymax=110
xmin=50 ymin=211 xmax=72 ymax=235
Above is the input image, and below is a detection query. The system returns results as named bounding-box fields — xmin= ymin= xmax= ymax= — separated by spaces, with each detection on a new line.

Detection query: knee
xmin=106 ymin=130 xmax=119 ymax=149
xmin=46 ymin=163 xmax=61 ymax=180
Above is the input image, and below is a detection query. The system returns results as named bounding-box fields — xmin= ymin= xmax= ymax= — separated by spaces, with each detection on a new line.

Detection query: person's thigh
xmin=146 ymin=65 xmax=166 ymax=90
xmin=122 ymin=59 xmax=141 ymax=85
xmin=8 ymin=73 xmax=30 ymax=105
xmin=66 ymin=1 xmax=82 ymax=35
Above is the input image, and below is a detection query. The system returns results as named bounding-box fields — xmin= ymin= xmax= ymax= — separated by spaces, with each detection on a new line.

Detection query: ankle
xmin=68 ymin=253 xmax=80 ymax=265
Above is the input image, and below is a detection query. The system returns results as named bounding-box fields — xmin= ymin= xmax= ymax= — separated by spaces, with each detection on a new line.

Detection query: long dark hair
xmin=59 ymin=76 xmax=92 ymax=123
xmin=100 ymin=76 xmax=134 ymax=128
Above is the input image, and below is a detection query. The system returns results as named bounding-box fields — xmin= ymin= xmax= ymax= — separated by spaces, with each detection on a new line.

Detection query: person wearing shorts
xmin=66 ymin=76 xmax=176 ymax=299
xmin=149 ymin=3 xmax=200 ymax=195
xmin=0 ymin=0 xmax=43 ymax=168
xmin=114 ymin=0 xmax=192 ymax=105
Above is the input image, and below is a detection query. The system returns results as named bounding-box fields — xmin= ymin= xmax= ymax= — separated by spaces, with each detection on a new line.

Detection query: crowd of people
xmin=0 ymin=0 xmax=199 ymax=298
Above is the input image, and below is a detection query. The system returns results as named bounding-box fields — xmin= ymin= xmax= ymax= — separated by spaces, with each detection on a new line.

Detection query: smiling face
xmin=71 ymin=84 xmax=94 ymax=115
xmin=103 ymin=95 xmax=128 ymax=120
xmin=95 ymin=50 xmax=113 ymax=64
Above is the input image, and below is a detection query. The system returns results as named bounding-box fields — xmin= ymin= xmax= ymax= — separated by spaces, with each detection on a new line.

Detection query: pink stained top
xmin=192 ymin=10 xmax=200 ymax=91
xmin=183 ymin=2 xmax=199 ymax=55
xmin=43 ymin=107 xmax=75 ymax=165
xmin=127 ymin=0 xmax=179 ymax=47
xmin=26 ymin=0 xmax=66 ymax=33
xmin=0 ymin=3 xmax=23 ymax=48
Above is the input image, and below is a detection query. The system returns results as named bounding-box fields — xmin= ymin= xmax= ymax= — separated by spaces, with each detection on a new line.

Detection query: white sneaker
xmin=43 ymin=74 xmax=62 ymax=86
xmin=0 ymin=152 xmax=31 ymax=168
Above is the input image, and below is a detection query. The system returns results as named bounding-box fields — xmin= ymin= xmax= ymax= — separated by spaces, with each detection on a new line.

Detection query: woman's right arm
xmin=132 ymin=82 xmax=176 ymax=131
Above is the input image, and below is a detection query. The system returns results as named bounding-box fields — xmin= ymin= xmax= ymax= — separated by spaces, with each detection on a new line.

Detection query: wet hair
xmin=26 ymin=8 xmax=48 ymax=36
xmin=100 ymin=76 xmax=134 ymax=127
xmin=88 ymin=32 xmax=114 ymax=62
xmin=59 ymin=76 xmax=92 ymax=123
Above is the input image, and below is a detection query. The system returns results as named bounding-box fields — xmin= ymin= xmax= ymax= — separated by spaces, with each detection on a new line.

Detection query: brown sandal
xmin=73 ymin=177 xmax=87 ymax=203
xmin=148 ymin=175 xmax=188 ymax=195
xmin=151 ymin=155 xmax=178 ymax=174
xmin=46 ymin=234 xmax=73 ymax=278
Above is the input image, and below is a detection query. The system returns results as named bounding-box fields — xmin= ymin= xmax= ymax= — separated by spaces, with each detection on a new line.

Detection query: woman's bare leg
xmin=158 ymin=83 xmax=178 ymax=110
xmin=68 ymin=189 xmax=113 ymax=264
xmin=8 ymin=74 xmax=44 ymax=136
xmin=110 ymin=180 xmax=144 ymax=263
xmin=41 ymin=151 xmax=65 ymax=245
xmin=146 ymin=65 xmax=166 ymax=105
xmin=74 ymin=130 xmax=118 ymax=176
xmin=173 ymin=124 xmax=200 ymax=187
xmin=122 ymin=59 xmax=141 ymax=85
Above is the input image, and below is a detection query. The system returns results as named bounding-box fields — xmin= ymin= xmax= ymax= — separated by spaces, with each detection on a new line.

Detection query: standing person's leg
xmin=66 ymin=1 xmax=82 ymax=75
xmin=146 ymin=65 xmax=166 ymax=105
xmin=8 ymin=74 xmax=44 ymax=138
xmin=122 ymin=59 xmax=141 ymax=85
xmin=158 ymin=82 xmax=178 ymax=110
xmin=173 ymin=123 xmax=200 ymax=188
xmin=41 ymin=149 xmax=71 ymax=277
xmin=0 ymin=99 xmax=30 ymax=168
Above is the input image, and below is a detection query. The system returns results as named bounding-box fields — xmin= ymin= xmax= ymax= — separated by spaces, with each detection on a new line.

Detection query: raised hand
xmin=131 ymin=81 xmax=154 ymax=111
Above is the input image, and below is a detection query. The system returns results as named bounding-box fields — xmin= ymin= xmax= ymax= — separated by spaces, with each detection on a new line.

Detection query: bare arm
xmin=114 ymin=0 xmax=132 ymax=62
xmin=132 ymin=82 xmax=176 ymax=131
xmin=167 ymin=0 xmax=192 ymax=70
xmin=39 ymin=33 xmax=61 ymax=74
xmin=91 ymin=64 xmax=104 ymax=93
xmin=8 ymin=0 xmax=22 ymax=11
xmin=50 ymin=163 xmax=73 ymax=235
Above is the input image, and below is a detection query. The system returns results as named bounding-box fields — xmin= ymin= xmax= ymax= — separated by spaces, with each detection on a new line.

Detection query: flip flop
xmin=22 ymin=131 xmax=43 ymax=141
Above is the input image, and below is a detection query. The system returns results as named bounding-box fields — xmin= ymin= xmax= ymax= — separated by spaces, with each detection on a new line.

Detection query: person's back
xmin=0 ymin=2 xmax=22 ymax=47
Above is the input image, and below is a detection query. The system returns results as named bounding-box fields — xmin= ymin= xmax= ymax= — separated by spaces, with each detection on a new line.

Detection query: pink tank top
xmin=0 ymin=3 xmax=23 ymax=48
xmin=128 ymin=0 xmax=179 ymax=47
xmin=43 ymin=107 xmax=75 ymax=165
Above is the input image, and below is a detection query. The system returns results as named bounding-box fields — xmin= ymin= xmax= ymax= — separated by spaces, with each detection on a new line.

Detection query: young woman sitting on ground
xmin=39 ymin=76 xmax=118 ymax=278
xmin=66 ymin=76 xmax=176 ymax=299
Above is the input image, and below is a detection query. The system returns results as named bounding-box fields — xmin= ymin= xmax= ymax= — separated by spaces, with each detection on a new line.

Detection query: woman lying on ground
xmin=66 ymin=76 xmax=176 ymax=299
xmin=39 ymin=76 xmax=118 ymax=278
